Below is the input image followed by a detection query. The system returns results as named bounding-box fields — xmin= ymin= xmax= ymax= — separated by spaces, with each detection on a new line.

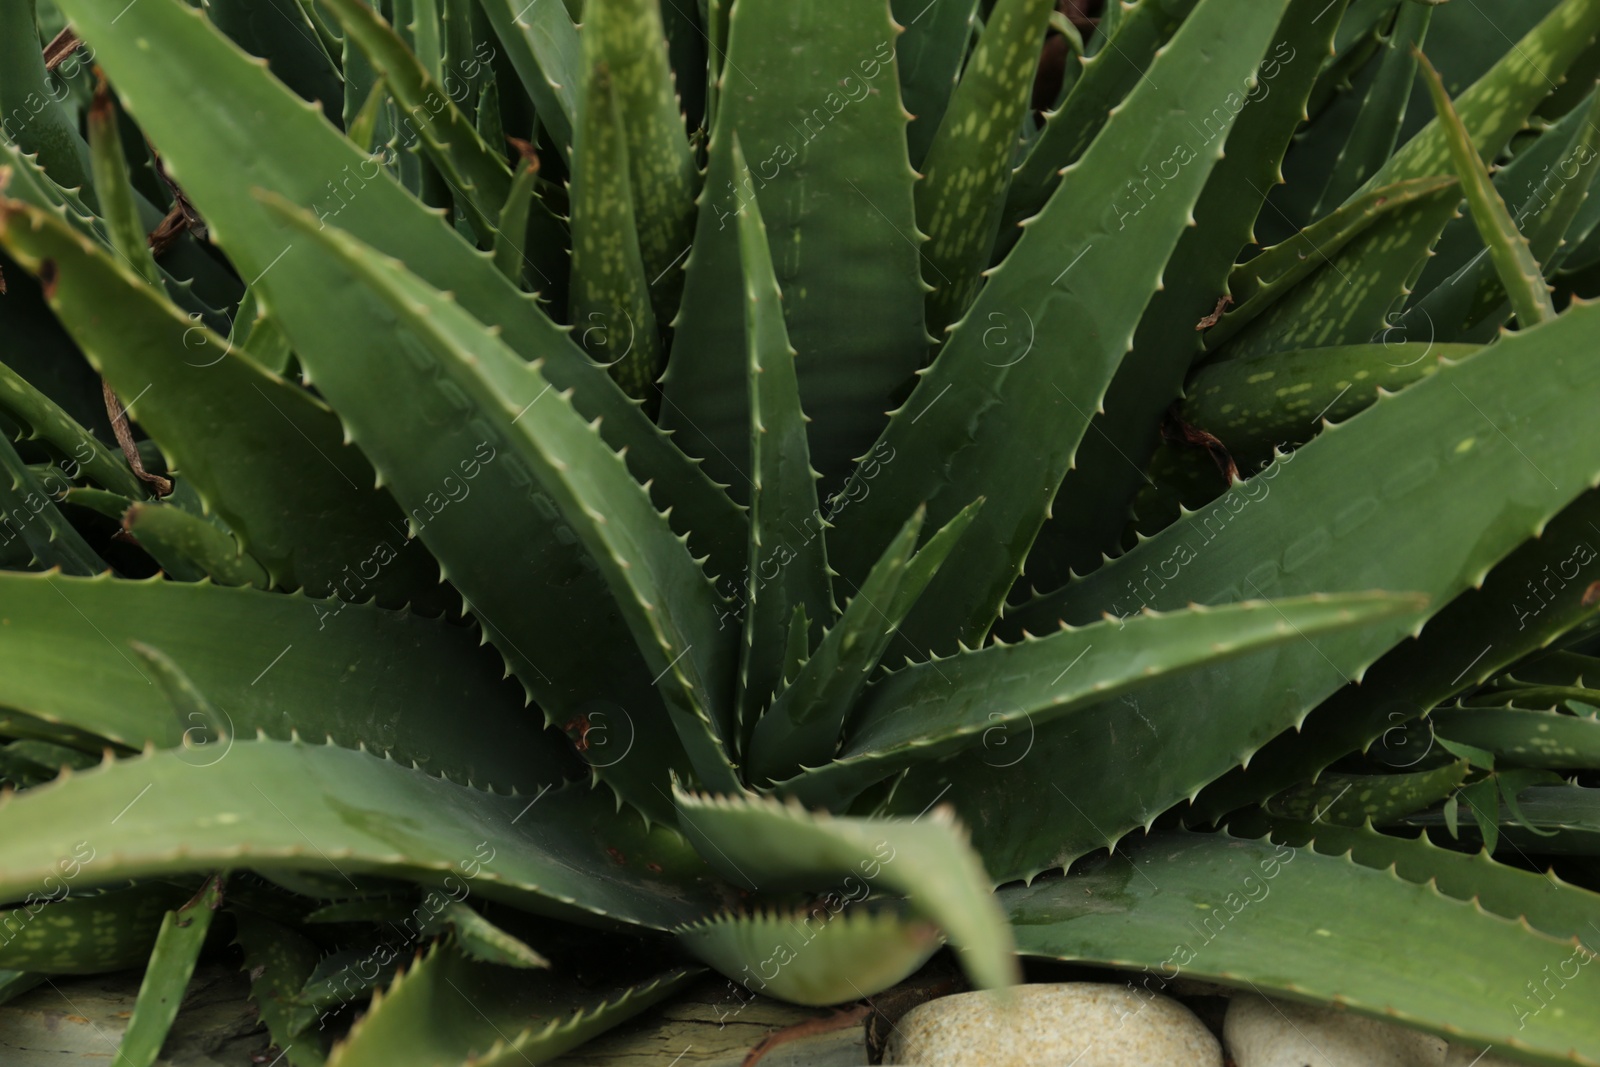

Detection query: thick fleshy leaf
xmin=778 ymin=593 xmax=1423 ymax=810
xmin=1003 ymin=831 xmax=1600 ymax=1066
xmin=264 ymin=197 xmax=740 ymax=796
xmin=675 ymin=907 xmax=940 ymax=1007
xmin=734 ymin=136 xmax=832 ymax=730
xmin=892 ymin=0 xmax=980 ymax=169
xmin=915 ymin=0 xmax=1053 ymax=336
xmin=828 ymin=0 xmax=1295 ymax=651
xmin=0 ymin=571 xmax=565 ymax=793
xmin=0 ymin=740 xmax=721 ymax=930
xmin=0 ymin=882 xmax=184 ymax=974
xmin=0 ymin=197 xmax=449 ymax=610
xmin=1416 ymin=50 xmax=1555 ymax=327
xmin=115 ymin=875 xmax=224 ymax=1067
xmin=936 ymin=302 xmax=1600 ymax=881
xmin=328 ymin=942 xmax=697 ymax=1067
xmin=748 ymin=503 xmax=981 ymax=783
xmin=673 ymin=787 xmax=1017 ymax=992
xmin=662 ymin=0 xmax=925 ymax=494
xmin=57 ymin=0 xmax=745 ymax=586
xmin=1262 ymin=762 xmax=1469 ymax=826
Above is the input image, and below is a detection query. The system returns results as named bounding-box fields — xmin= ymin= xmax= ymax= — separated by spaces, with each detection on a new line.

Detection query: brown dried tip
xmin=90 ymin=68 xmax=114 ymax=123
xmin=1583 ymin=580 xmax=1600 ymax=608
xmin=42 ymin=27 xmax=83 ymax=74
xmin=506 ymin=136 xmax=540 ymax=170
xmin=1161 ymin=403 xmax=1239 ymax=484
xmin=1196 ymin=293 xmax=1233 ymax=331
xmin=36 ymin=259 xmax=58 ymax=301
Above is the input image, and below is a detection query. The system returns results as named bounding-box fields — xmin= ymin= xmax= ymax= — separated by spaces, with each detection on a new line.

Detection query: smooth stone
xmin=883 ymin=982 xmax=1221 ymax=1066
xmin=1225 ymin=994 xmax=1447 ymax=1067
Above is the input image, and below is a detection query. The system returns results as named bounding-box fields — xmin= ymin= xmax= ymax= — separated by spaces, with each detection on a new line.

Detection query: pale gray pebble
xmin=883 ymin=982 xmax=1221 ymax=1066
xmin=1225 ymin=994 xmax=1448 ymax=1067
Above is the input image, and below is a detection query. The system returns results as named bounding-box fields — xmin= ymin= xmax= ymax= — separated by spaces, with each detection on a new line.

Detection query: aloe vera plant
xmin=3 ymin=0 xmax=1600 ymax=1062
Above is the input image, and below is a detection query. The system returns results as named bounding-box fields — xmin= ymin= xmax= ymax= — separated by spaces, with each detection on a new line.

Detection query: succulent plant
xmin=2 ymin=0 xmax=1600 ymax=1062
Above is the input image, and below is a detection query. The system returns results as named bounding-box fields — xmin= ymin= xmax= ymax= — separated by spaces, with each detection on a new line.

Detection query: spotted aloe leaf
xmin=0 ymin=882 xmax=185 ymax=974
xmin=1215 ymin=0 xmax=1600 ymax=361
xmin=914 ymin=0 xmax=1054 ymax=337
xmin=828 ymin=0 xmax=1295 ymax=652
xmin=56 ymin=0 xmax=745 ymax=586
xmin=1416 ymin=49 xmax=1556 ymax=328
xmin=568 ymin=9 xmax=662 ymax=399
xmin=115 ymin=874 xmax=224 ymax=1067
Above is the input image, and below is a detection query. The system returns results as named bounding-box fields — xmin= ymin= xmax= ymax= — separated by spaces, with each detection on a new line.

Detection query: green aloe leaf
xmin=1232 ymin=813 xmax=1600 ymax=944
xmin=0 ymin=571 xmax=566 ymax=793
xmin=115 ymin=874 xmax=224 ymax=1067
xmin=915 ymin=0 xmax=1054 ymax=336
xmin=673 ymin=787 xmax=1018 ymax=992
xmin=1416 ymin=49 xmax=1556 ymax=328
xmin=475 ymin=0 xmax=581 ymax=160
xmin=0 ymin=740 xmax=720 ymax=929
xmin=1433 ymin=705 xmax=1600 ymax=770
xmin=425 ymin=902 xmax=548 ymax=968
xmin=85 ymin=81 xmax=161 ymax=288
xmin=662 ymin=0 xmax=925 ymax=493
xmin=734 ymin=135 xmax=833 ymax=733
xmin=328 ymin=942 xmax=698 ymax=1067
xmin=57 ymin=0 xmax=745 ymax=584
xmin=123 ymin=500 xmax=271 ymax=588
xmin=1003 ymin=831 xmax=1600 ymax=1066
xmin=747 ymin=502 xmax=980 ymax=784
xmin=675 ymin=906 xmax=940 ymax=1007
xmin=954 ymin=300 xmax=1600 ymax=881
xmin=587 ymin=0 xmax=698 ymax=323
xmin=1409 ymin=88 xmax=1600 ymax=341
xmin=321 ymin=0 xmax=511 ymax=235
xmin=202 ymin=0 xmax=342 ymax=123
xmin=1180 ymin=342 xmax=1482 ymax=473
xmin=828 ymin=0 xmax=1294 ymax=652
xmin=892 ymin=0 xmax=980 ymax=169
xmin=999 ymin=0 xmax=1199 ymax=247
xmin=0 ymin=882 xmax=184 ymax=974
xmin=1196 ymin=486 xmax=1600 ymax=822
xmin=1027 ymin=0 xmax=1348 ymax=586
xmin=1309 ymin=0 xmax=1431 ymax=220
xmin=1410 ymin=782 xmax=1600 ymax=854
xmin=1216 ymin=0 xmax=1600 ymax=361
xmin=568 ymin=11 xmax=661 ymax=399
xmin=265 ymin=194 xmax=740 ymax=795
xmin=233 ymin=911 xmax=329 ymax=1067
xmin=0 ymin=197 xmax=450 ymax=610
xmin=1202 ymin=176 xmax=1457 ymax=352
xmin=0 ymin=432 xmax=104 ymax=575
xmin=1262 ymin=762 xmax=1469 ymax=826
xmin=779 ymin=593 xmax=1423 ymax=810
xmin=0 ymin=347 xmax=142 ymax=501
xmin=0 ymin=0 xmax=91 ymax=197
